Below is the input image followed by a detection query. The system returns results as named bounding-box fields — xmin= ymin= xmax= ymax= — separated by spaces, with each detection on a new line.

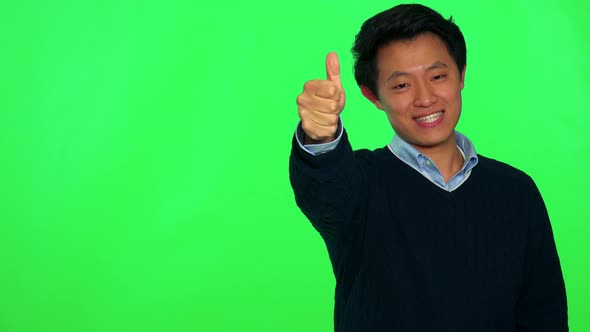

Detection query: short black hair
xmin=352 ymin=4 xmax=466 ymax=96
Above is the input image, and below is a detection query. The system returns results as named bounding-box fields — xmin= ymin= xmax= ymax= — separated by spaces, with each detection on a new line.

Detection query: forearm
xmin=289 ymin=128 xmax=367 ymax=235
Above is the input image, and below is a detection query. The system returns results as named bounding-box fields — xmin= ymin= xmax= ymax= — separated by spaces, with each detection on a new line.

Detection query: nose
xmin=413 ymin=80 xmax=437 ymax=108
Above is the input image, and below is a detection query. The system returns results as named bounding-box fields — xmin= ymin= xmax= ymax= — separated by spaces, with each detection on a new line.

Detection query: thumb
xmin=325 ymin=52 xmax=342 ymax=87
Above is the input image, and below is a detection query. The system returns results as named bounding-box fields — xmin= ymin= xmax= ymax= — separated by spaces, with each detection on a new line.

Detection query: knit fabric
xmin=289 ymin=130 xmax=567 ymax=332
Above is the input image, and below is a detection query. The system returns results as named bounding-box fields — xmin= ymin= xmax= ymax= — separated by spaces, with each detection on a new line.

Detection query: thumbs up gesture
xmin=296 ymin=52 xmax=346 ymax=144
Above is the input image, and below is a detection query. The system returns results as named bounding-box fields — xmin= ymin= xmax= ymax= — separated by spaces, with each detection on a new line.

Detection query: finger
xmin=298 ymin=105 xmax=339 ymax=126
xmin=298 ymin=94 xmax=341 ymax=115
xmin=325 ymin=52 xmax=342 ymax=87
xmin=304 ymin=80 xmax=342 ymax=100
xmin=308 ymin=112 xmax=339 ymax=128
xmin=301 ymin=116 xmax=339 ymax=141
xmin=314 ymin=85 xmax=342 ymax=100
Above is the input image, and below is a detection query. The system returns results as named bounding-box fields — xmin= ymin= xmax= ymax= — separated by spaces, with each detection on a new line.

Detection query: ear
xmin=459 ymin=65 xmax=466 ymax=90
xmin=360 ymin=85 xmax=384 ymax=110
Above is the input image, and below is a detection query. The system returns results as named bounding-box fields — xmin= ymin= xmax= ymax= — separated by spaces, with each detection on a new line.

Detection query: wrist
xmin=303 ymin=133 xmax=336 ymax=145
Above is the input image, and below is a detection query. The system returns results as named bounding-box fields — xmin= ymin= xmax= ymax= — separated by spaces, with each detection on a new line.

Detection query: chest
xmin=360 ymin=172 xmax=528 ymax=309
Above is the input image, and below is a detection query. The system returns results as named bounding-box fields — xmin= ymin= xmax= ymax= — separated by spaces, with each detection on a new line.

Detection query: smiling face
xmin=369 ymin=33 xmax=466 ymax=153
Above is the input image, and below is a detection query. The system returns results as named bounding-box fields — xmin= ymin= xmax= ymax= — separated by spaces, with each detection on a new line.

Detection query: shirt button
xmin=426 ymin=160 xmax=431 ymax=166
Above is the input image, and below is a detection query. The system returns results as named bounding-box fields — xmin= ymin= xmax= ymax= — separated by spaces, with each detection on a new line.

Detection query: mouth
xmin=414 ymin=111 xmax=444 ymax=124
xmin=413 ymin=110 xmax=445 ymax=128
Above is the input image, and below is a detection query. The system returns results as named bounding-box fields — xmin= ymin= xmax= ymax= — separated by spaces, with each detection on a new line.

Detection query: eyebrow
xmin=386 ymin=61 xmax=449 ymax=81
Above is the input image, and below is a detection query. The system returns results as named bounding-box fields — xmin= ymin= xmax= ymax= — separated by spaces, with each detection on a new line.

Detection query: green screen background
xmin=1 ymin=1 xmax=588 ymax=331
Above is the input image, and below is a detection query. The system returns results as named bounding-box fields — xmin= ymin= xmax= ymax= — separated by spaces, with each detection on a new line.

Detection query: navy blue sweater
xmin=289 ymin=131 xmax=567 ymax=332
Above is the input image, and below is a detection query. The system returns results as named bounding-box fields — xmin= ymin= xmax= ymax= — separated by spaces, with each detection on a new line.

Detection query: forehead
xmin=376 ymin=33 xmax=455 ymax=75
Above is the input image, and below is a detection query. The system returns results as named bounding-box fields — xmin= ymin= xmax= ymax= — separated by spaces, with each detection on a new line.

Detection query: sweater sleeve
xmin=289 ymin=128 xmax=368 ymax=238
xmin=295 ymin=120 xmax=344 ymax=155
xmin=515 ymin=179 xmax=568 ymax=331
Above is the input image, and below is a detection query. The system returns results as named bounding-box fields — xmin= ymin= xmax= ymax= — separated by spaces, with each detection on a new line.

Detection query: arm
xmin=289 ymin=62 xmax=369 ymax=311
xmin=289 ymin=127 xmax=367 ymax=236
xmin=289 ymin=52 xmax=367 ymax=236
xmin=515 ymin=181 xmax=568 ymax=331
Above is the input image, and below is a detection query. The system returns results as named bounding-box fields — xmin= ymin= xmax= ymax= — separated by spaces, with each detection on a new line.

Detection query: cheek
xmin=442 ymin=85 xmax=463 ymax=103
xmin=384 ymin=101 xmax=413 ymax=128
xmin=450 ymin=91 xmax=463 ymax=109
xmin=383 ymin=95 xmax=411 ymax=115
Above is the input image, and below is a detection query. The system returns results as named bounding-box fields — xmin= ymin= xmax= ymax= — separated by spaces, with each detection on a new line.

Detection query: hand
xmin=296 ymin=52 xmax=346 ymax=144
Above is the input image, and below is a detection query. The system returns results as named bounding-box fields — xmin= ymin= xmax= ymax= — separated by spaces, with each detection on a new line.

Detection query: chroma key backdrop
xmin=1 ymin=1 xmax=588 ymax=331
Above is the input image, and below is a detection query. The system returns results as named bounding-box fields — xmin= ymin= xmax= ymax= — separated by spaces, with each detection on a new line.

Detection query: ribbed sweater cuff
xmin=292 ymin=129 xmax=355 ymax=171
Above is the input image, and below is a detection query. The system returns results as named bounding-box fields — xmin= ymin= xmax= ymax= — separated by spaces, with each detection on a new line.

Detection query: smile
xmin=415 ymin=111 xmax=444 ymax=124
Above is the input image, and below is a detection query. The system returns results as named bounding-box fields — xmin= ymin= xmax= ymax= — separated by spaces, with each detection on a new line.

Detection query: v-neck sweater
xmin=289 ymin=130 xmax=567 ymax=332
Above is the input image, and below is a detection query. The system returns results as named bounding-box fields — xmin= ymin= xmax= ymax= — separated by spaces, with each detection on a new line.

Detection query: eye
xmin=433 ymin=74 xmax=447 ymax=80
xmin=393 ymin=83 xmax=409 ymax=90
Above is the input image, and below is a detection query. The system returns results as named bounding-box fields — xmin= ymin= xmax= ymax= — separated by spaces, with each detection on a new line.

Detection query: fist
xmin=296 ymin=52 xmax=346 ymax=144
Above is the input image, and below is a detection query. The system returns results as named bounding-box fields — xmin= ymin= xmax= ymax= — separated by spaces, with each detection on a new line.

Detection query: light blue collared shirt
xmin=296 ymin=121 xmax=479 ymax=192
xmin=387 ymin=132 xmax=478 ymax=192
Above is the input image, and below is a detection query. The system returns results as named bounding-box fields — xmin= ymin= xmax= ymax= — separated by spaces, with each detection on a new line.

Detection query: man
xmin=289 ymin=4 xmax=567 ymax=332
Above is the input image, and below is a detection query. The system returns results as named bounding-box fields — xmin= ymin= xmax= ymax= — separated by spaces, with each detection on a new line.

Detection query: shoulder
xmin=474 ymin=154 xmax=537 ymax=191
xmin=353 ymin=146 xmax=401 ymax=167
xmin=353 ymin=146 xmax=392 ymax=159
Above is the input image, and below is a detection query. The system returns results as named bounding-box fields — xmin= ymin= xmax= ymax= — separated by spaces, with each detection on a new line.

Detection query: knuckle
xmin=296 ymin=94 xmax=305 ymax=106
xmin=303 ymin=80 xmax=316 ymax=91
xmin=327 ymin=114 xmax=337 ymax=124
xmin=298 ymin=107 xmax=309 ymax=119
xmin=328 ymin=100 xmax=338 ymax=113
xmin=326 ymin=126 xmax=336 ymax=136
xmin=301 ymin=121 xmax=314 ymax=134
xmin=331 ymin=115 xmax=340 ymax=126
xmin=327 ymin=86 xmax=336 ymax=97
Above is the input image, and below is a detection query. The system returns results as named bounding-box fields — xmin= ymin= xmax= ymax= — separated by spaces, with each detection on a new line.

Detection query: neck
xmin=413 ymin=133 xmax=464 ymax=182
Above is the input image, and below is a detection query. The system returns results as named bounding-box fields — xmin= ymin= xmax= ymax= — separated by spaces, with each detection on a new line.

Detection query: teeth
xmin=416 ymin=111 xmax=443 ymax=123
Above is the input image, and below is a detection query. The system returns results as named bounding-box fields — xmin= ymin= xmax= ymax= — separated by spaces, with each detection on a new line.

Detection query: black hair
xmin=352 ymin=4 xmax=466 ymax=96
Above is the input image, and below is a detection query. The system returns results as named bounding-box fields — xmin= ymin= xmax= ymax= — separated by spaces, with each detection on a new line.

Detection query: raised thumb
xmin=325 ymin=52 xmax=342 ymax=86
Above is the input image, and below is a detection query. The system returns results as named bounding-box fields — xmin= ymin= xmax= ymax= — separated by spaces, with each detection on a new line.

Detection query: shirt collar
xmin=387 ymin=131 xmax=479 ymax=189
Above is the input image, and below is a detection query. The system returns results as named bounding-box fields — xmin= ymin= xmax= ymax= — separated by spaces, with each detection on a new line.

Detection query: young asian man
xmin=289 ymin=4 xmax=568 ymax=332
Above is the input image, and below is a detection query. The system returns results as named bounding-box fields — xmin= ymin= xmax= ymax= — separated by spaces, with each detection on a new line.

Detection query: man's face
xmin=372 ymin=33 xmax=465 ymax=152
